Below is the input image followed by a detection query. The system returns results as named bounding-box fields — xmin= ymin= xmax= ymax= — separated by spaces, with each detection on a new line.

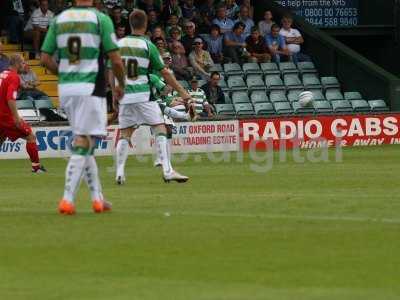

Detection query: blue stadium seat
xmin=368 ymin=99 xmax=389 ymax=112
xmin=254 ymin=102 xmax=275 ymax=115
xmin=273 ymin=102 xmax=293 ymax=114
xmin=250 ymin=91 xmax=269 ymax=104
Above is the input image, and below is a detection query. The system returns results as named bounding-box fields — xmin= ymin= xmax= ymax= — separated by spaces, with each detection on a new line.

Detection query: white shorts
xmin=119 ymin=101 xmax=164 ymax=129
xmin=60 ymin=95 xmax=107 ymax=137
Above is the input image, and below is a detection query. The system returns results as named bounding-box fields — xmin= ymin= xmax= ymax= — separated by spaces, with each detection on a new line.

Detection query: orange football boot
xmin=58 ymin=199 xmax=76 ymax=215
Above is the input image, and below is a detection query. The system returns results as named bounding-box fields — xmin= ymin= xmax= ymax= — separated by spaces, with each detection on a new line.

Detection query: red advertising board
xmin=240 ymin=114 xmax=400 ymax=150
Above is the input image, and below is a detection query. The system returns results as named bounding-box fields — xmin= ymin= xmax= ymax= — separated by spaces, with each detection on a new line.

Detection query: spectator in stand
xmin=154 ymin=37 xmax=168 ymax=55
xmin=212 ymin=4 xmax=234 ymax=34
xmin=161 ymin=51 xmax=173 ymax=70
xmin=224 ymin=22 xmax=248 ymax=64
xmin=241 ymin=0 xmax=254 ymax=19
xmin=165 ymin=14 xmax=182 ymax=39
xmin=151 ymin=26 xmax=166 ymax=42
xmin=246 ymin=26 xmax=271 ymax=63
xmin=189 ymin=38 xmax=214 ymax=80
xmin=163 ymin=0 xmax=182 ymax=20
xmin=225 ymin=0 xmax=240 ymax=19
xmin=137 ymin=0 xmax=161 ymax=14
xmin=188 ymin=77 xmax=214 ymax=117
xmin=170 ymin=41 xmax=193 ymax=80
xmin=52 ymin=0 xmax=68 ymax=15
xmin=116 ymin=23 xmax=126 ymax=40
xmin=0 ymin=42 xmax=10 ymax=73
xmin=147 ymin=9 xmax=162 ymax=33
xmin=205 ymin=24 xmax=224 ymax=64
xmin=181 ymin=21 xmax=207 ymax=56
xmin=201 ymin=71 xmax=225 ymax=106
xmin=18 ymin=63 xmax=50 ymax=101
xmin=280 ymin=15 xmax=310 ymax=63
xmin=121 ymin=0 xmax=135 ymax=18
xmin=266 ymin=24 xmax=290 ymax=63
xmin=93 ymin=0 xmax=108 ymax=13
xmin=5 ymin=0 xmax=25 ymax=43
xmin=167 ymin=27 xmax=182 ymax=48
xmin=182 ymin=0 xmax=198 ymax=22
xmin=197 ymin=0 xmax=215 ymax=33
xmin=258 ymin=10 xmax=274 ymax=37
xmin=24 ymin=0 xmax=54 ymax=59
xmin=235 ymin=5 xmax=254 ymax=37
xmin=111 ymin=5 xmax=129 ymax=35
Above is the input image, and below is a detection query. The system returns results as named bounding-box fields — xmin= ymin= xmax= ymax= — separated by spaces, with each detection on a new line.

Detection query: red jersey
xmin=0 ymin=69 xmax=20 ymax=124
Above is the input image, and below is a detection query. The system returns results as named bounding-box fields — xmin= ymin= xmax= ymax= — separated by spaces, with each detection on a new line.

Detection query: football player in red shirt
xmin=0 ymin=54 xmax=46 ymax=173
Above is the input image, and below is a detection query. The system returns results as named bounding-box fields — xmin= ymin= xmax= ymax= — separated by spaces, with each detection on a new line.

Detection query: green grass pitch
xmin=0 ymin=146 xmax=400 ymax=299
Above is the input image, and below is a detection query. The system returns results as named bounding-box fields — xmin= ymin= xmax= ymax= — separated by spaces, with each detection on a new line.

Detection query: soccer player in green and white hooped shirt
xmin=112 ymin=9 xmax=194 ymax=184
xmin=40 ymin=0 xmax=126 ymax=215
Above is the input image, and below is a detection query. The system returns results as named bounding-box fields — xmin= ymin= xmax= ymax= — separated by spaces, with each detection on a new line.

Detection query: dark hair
xmin=210 ymin=24 xmax=221 ymax=34
xmin=250 ymin=26 xmax=259 ymax=33
xmin=210 ymin=71 xmax=220 ymax=79
xmin=233 ymin=22 xmax=245 ymax=31
xmin=271 ymin=24 xmax=280 ymax=31
xmin=112 ymin=5 xmax=122 ymax=11
xmin=129 ymin=9 xmax=148 ymax=30
xmin=154 ymin=37 xmax=165 ymax=44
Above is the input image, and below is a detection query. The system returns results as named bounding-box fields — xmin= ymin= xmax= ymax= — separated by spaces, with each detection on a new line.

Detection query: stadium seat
xmin=224 ymin=63 xmax=243 ymax=76
xmin=16 ymin=99 xmax=34 ymax=109
xmin=273 ymin=102 xmax=293 ymax=114
xmin=254 ymin=102 xmax=275 ymax=115
xmin=292 ymin=101 xmax=314 ymax=115
xmin=260 ymin=62 xmax=280 ymax=75
xmin=232 ymin=91 xmax=250 ymax=104
xmin=242 ymin=62 xmax=263 ymax=76
xmin=331 ymin=100 xmax=353 ymax=113
xmin=178 ymin=80 xmax=189 ymax=89
xmin=218 ymin=79 xmax=230 ymax=92
xmin=350 ymin=100 xmax=371 ymax=112
xmin=34 ymin=99 xmax=54 ymax=109
xmin=234 ymin=103 xmax=254 ymax=115
xmin=313 ymin=100 xmax=333 ymax=114
xmin=302 ymin=74 xmax=322 ymax=89
xmin=344 ymin=91 xmax=363 ymax=100
xmin=325 ymin=89 xmax=344 ymax=101
xmin=284 ymin=74 xmax=303 ymax=90
xmin=223 ymin=92 xmax=232 ymax=103
xmin=278 ymin=62 xmax=299 ymax=75
xmin=250 ymin=91 xmax=269 ymax=104
xmin=215 ymin=104 xmax=235 ymax=116
xmin=269 ymin=90 xmax=288 ymax=103
xmin=246 ymin=75 xmax=266 ymax=92
xmin=227 ymin=76 xmax=247 ymax=92
xmin=265 ymin=75 xmax=285 ymax=90
xmin=321 ymin=76 xmax=340 ymax=90
xmin=297 ymin=61 xmax=317 ymax=75
xmin=368 ymin=99 xmax=389 ymax=112
xmin=287 ymin=89 xmax=304 ymax=102
xmin=209 ymin=64 xmax=223 ymax=73
xmin=310 ymin=89 xmax=326 ymax=101
xmin=197 ymin=79 xmax=207 ymax=87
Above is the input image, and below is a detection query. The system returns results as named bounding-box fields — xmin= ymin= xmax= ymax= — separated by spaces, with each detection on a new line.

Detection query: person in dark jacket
xmin=201 ymin=71 xmax=225 ymax=106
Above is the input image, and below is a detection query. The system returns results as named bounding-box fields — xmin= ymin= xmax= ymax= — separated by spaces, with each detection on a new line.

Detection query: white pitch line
xmin=1 ymin=207 xmax=400 ymax=225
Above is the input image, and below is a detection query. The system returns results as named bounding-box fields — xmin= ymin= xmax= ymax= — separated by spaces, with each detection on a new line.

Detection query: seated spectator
xmin=161 ymin=51 xmax=173 ymax=71
xmin=189 ymin=38 xmax=214 ymax=80
xmin=167 ymin=27 xmax=182 ymax=49
xmin=116 ymin=24 xmax=126 ymax=40
xmin=154 ymin=37 xmax=168 ymax=55
xmin=224 ymin=22 xmax=248 ymax=64
xmin=147 ymin=9 xmax=162 ymax=34
xmin=225 ymin=0 xmax=240 ymax=19
xmin=181 ymin=21 xmax=207 ymax=56
xmin=201 ymin=71 xmax=225 ymax=106
xmin=235 ymin=5 xmax=254 ymax=37
xmin=24 ymin=0 xmax=54 ymax=59
xmin=151 ymin=26 xmax=166 ymax=43
xmin=197 ymin=0 xmax=215 ymax=33
xmin=188 ymin=77 xmax=214 ymax=117
xmin=18 ymin=63 xmax=50 ymax=101
xmin=258 ymin=10 xmax=274 ymax=37
xmin=0 ymin=42 xmax=10 ymax=73
xmin=6 ymin=0 xmax=25 ymax=43
xmin=170 ymin=41 xmax=193 ymax=81
xmin=212 ymin=4 xmax=234 ymax=34
xmin=280 ymin=15 xmax=310 ymax=63
xmin=265 ymin=24 xmax=290 ymax=63
xmin=205 ymin=24 xmax=224 ymax=64
xmin=111 ymin=5 xmax=129 ymax=35
xmin=246 ymin=27 xmax=271 ymax=63
xmin=182 ymin=0 xmax=198 ymax=22
xmin=121 ymin=0 xmax=135 ymax=18
xmin=165 ymin=14 xmax=182 ymax=39
xmin=163 ymin=0 xmax=182 ymax=20
xmin=241 ymin=0 xmax=254 ymax=19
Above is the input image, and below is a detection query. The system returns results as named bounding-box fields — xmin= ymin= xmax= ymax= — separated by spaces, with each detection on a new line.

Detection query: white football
xmin=298 ymin=91 xmax=314 ymax=107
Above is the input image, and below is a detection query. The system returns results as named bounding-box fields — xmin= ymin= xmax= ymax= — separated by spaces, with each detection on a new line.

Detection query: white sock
xmin=156 ymin=134 xmax=172 ymax=175
xmin=83 ymin=155 xmax=103 ymax=201
xmin=166 ymin=138 xmax=173 ymax=170
xmin=116 ymin=138 xmax=129 ymax=179
xmin=63 ymin=154 xmax=86 ymax=203
xmin=164 ymin=106 xmax=189 ymax=120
